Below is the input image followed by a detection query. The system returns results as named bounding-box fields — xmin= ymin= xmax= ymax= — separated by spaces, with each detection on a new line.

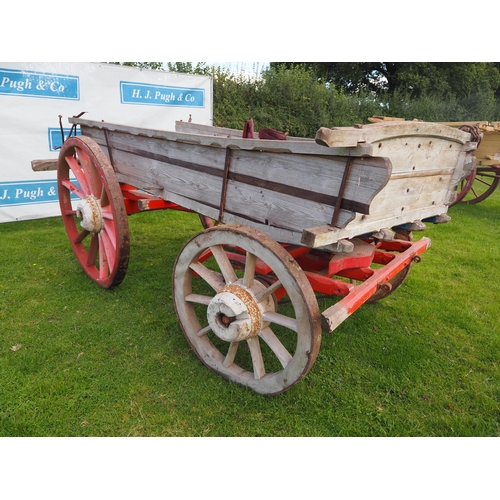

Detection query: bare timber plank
xmin=32 ymin=159 xmax=58 ymax=171
xmin=175 ymin=121 xmax=311 ymax=141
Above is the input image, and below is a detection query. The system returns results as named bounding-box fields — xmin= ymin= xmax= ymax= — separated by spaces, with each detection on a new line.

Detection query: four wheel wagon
xmin=32 ymin=117 xmax=477 ymax=394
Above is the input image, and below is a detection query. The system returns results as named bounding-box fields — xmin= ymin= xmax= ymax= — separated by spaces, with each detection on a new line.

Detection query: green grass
xmin=1 ymin=190 xmax=499 ymax=437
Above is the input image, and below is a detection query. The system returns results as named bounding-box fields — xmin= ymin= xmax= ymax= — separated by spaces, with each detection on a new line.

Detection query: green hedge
xmin=212 ymin=65 xmax=500 ymax=137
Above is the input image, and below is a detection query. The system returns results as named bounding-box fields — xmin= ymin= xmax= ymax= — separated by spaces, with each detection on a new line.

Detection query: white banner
xmin=0 ymin=62 xmax=213 ymax=223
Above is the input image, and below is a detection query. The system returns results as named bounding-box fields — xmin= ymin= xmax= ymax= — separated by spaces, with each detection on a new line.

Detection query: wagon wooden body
xmin=33 ymin=117 xmax=477 ymax=394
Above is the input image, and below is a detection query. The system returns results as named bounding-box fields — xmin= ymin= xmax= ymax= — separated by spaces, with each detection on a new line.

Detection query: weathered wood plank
xmin=316 ymin=121 xmax=474 ymax=148
xmin=175 ymin=121 xmax=311 ymax=141
xmin=226 ymin=148 xmax=391 ymax=212
xmin=224 ymin=180 xmax=355 ymax=231
xmin=438 ymin=121 xmax=490 ymax=128
xmin=31 ymin=159 xmax=57 ymax=171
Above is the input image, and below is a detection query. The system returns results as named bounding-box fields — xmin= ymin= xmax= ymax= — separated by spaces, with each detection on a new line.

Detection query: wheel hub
xmin=76 ymin=196 xmax=104 ymax=233
xmin=207 ymin=282 xmax=275 ymax=342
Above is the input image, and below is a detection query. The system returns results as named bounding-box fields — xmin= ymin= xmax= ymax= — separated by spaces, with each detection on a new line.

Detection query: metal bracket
xmin=330 ymin=156 xmax=354 ymax=228
xmin=218 ymin=147 xmax=232 ymax=222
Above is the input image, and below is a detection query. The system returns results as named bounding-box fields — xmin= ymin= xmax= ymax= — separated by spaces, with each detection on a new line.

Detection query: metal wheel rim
xmin=173 ymin=224 xmax=322 ymax=395
xmin=57 ymin=136 xmax=130 ymax=288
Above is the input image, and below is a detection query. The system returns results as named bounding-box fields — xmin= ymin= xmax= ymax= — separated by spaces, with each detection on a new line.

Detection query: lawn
xmin=0 ymin=188 xmax=499 ymax=437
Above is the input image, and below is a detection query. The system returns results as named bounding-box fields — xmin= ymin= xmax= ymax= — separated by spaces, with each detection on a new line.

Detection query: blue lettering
xmin=0 ymin=68 xmax=79 ymax=100
xmin=120 ymin=81 xmax=204 ymax=108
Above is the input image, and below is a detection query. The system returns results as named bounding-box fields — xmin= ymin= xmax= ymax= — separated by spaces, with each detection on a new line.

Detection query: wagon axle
xmin=75 ymin=195 xmax=104 ymax=233
xmin=207 ymin=281 xmax=275 ymax=342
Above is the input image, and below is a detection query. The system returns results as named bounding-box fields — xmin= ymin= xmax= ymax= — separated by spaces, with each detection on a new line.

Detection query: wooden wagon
xmin=440 ymin=121 xmax=500 ymax=204
xmin=33 ymin=117 xmax=477 ymax=394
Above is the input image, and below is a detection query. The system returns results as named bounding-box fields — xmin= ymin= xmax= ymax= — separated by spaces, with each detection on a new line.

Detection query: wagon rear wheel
xmin=173 ymin=225 xmax=322 ymax=395
xmin=367 ymin=230 xmax=413 ymax=303
xmin=452 ymin=168 xmax=476 ymax=205
xmin=57 ymin=136 xmax=130 ymax=288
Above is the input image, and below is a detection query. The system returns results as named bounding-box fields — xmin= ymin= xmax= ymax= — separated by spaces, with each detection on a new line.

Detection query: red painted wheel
xmin=459 ymin=165 xmax=500 ymax=205
xmin=367 ymin=230 xmax=413 ymax=303
xmin=57 ymin=136 xmax=130 ymax=288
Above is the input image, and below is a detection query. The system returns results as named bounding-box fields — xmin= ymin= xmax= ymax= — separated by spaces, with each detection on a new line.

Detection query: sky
xmin=189 ymin=62 xmax=270 ymax=78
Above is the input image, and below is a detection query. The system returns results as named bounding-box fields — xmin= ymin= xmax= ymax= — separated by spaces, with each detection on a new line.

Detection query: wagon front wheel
xmin=57 ymin=136 xmax=130 ymax=288
xmin=173 ymin=225 xmax=322 ymax=395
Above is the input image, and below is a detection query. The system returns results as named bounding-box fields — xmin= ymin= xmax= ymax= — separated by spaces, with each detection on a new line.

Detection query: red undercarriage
xmin=119 ymin=182 xmax=430 ymax=330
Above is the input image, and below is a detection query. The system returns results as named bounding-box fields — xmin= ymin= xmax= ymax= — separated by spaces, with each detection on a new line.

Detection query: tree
xmin=270 ymin=62 xmax=500 ymax=100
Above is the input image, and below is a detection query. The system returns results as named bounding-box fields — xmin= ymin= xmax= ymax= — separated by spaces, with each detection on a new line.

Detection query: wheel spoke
xmin=244 ymin=252 xmax=257 ymax=288
xmin=65 ymin=155 xmax=91 ymax=195
xmin=74 ymin=228 xmax=90 ymax=244
xmin=259 ymin=327 xmax=293 ymax=369
xmin=86 ymin=233 xmax=99 ymax=267
xmin=262 ymin=311 xmax=298 ymax=332
xmin=101 ymin=205 xmax=114 ymax=220
xmin=185 ymin=294 xmax=213 ymax=305
xmin=98 ymin=234 xmax=110 ymax=279
xmin=255 ymin=279 xmax=282 ymax=303
xmin=247 ymin=337 xmax=265 ymax=379
xmin=100 ymin=224 xmax=116 ymax=271
xmin=77 ymin=148 xmax=102 ymax=197
xmin=223 ymin=342 xmax=239 ymax=367
xmin=197 ymin=325 xmax=212 ymax=338
xmin=476 ymin=177 xmax=492 ymax=187
xmin=189 ymin=261 xmax=226 ymax=291
xmin=61 ymin=178 xmax=87 ymax=200
xmin=103 ymin=219 xmax=117 ymax=251
xmin=100 ymin=184 xmax=110 ymax=208
xmin=210 ymin=244 xmax=238 ymax=284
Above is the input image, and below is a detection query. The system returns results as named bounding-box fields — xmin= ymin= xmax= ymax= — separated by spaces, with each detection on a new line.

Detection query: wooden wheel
xmin=57 ymin=136 xmax=130 ymax=288
xmin=173 ymin=225 xmax=322 ymax=395
xmin=367 ymin=230 xmax=413 ymax=303
xmin=458 ymin=165 xmax=500 ymax=205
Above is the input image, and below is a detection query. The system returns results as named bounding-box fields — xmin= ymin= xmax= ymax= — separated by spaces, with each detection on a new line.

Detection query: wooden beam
xmin=31 ymin=159 xmax=57 ymax=171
